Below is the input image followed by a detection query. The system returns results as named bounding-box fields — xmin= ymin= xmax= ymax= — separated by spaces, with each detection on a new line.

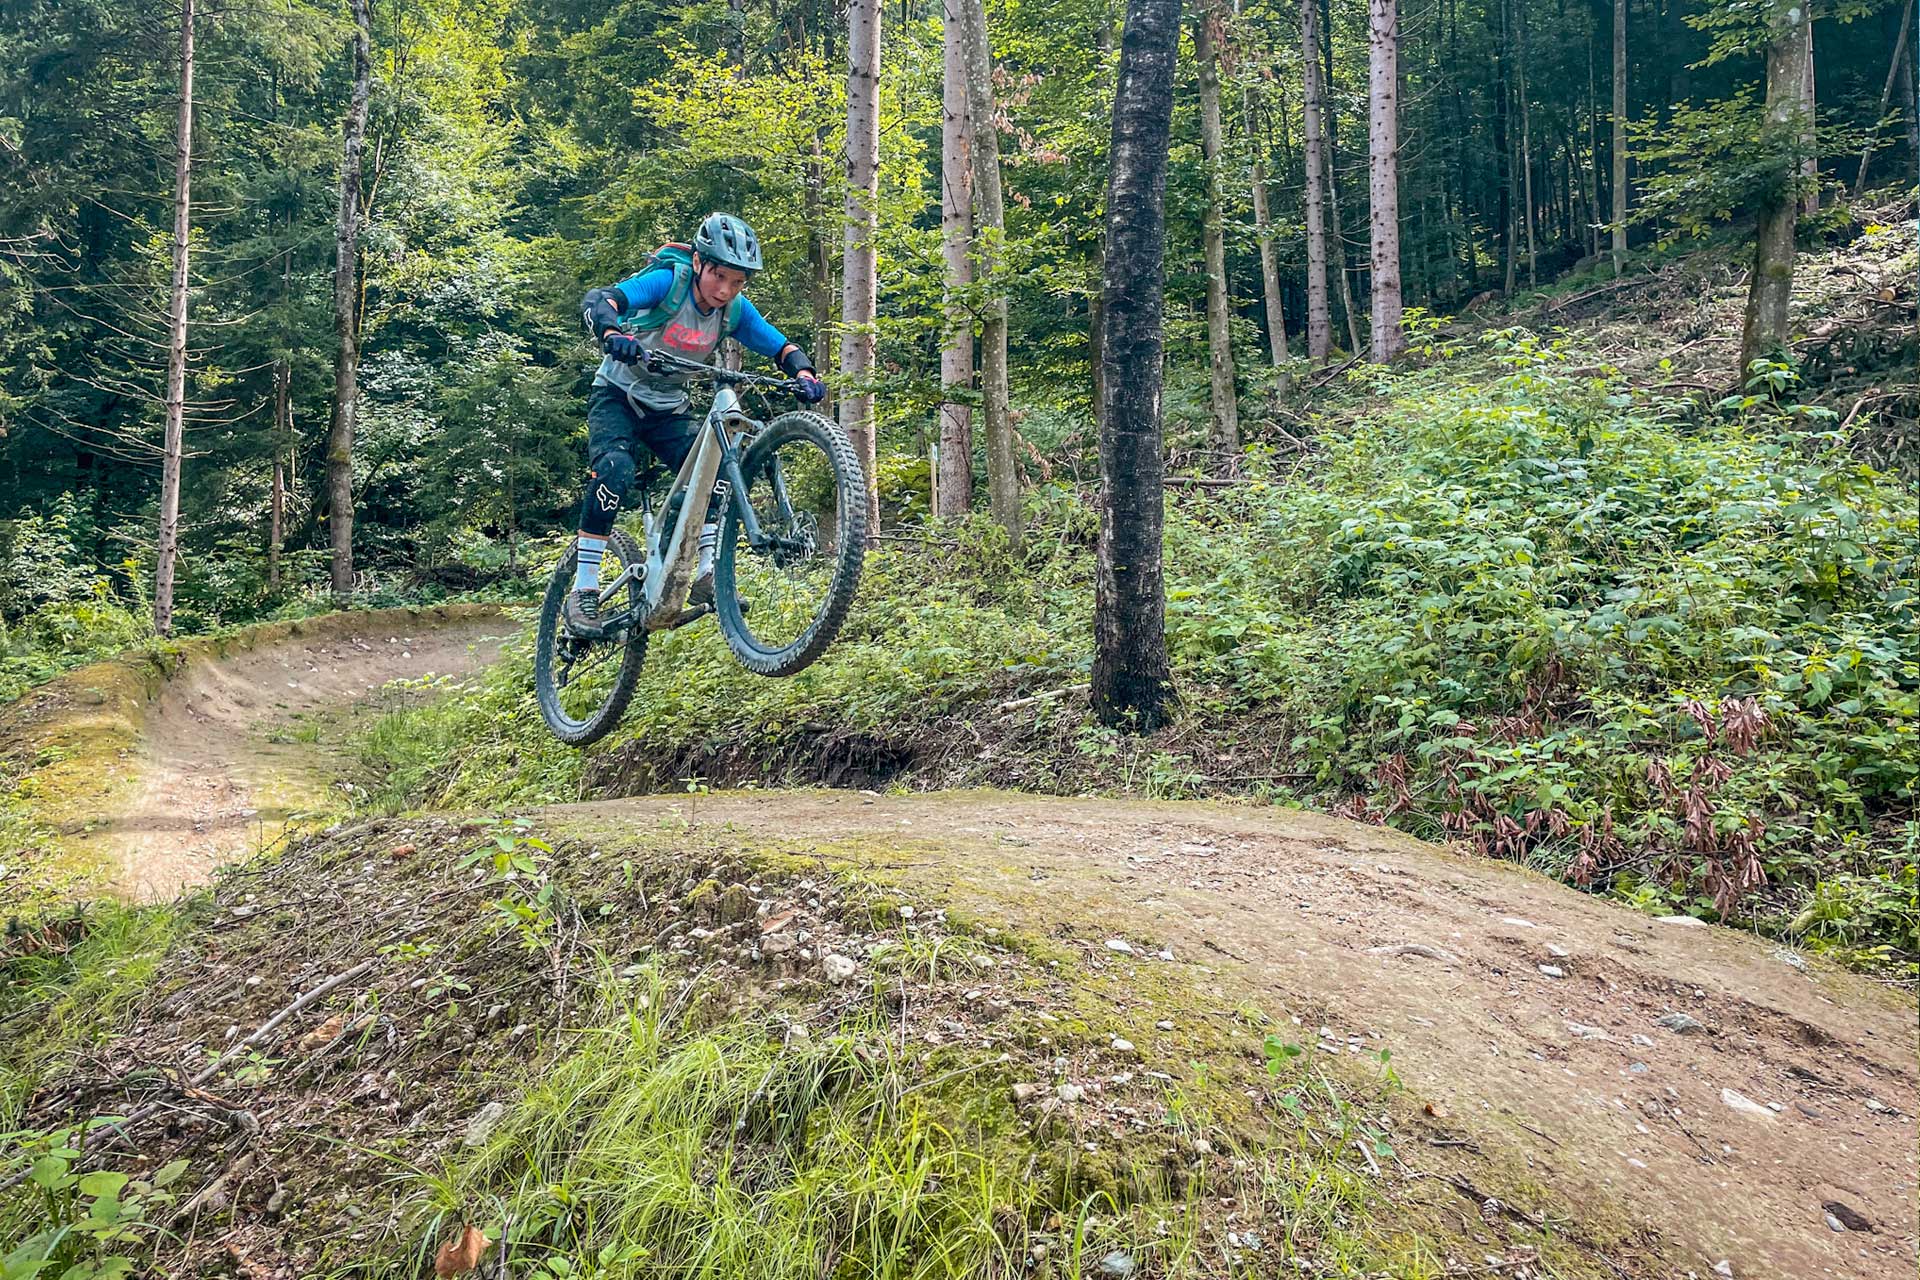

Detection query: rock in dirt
xmin=1104 ymin=938 xmax=1134 ymax=955
xmin=1110 ymin=1037 xmax=1136 ymax=1054
xmin=1537 ymin=965 xmax=1565 ymax=978
xmin=1822 ymin=1200 xmax=1873 ymax=1232
xmin=1657 ymin=915 xmax=1709 ymax=928
xmin=1098 ymin=1250 xmax=1136 ymax=1278
xmin=1719 ymin=1088 xmax=1776 ymax=1121
xmin=1056 ymin=1082 xmax=1086 ymax=1104
xmin=823 ymin=953 xmax=859 ymax=983
xmin=1012 ymin=1082 xmax=1045 ymax=1106
xmin=1655 ymin=1012 xmax=1706 ymax=1035
xmin=1565 ymin=1021 xmax=1610 ymax=1040
xmin=463 ymin=1101 xmax=509 ymax=1148
xmin=1367 ymin=942 xmax=1460 ymax=963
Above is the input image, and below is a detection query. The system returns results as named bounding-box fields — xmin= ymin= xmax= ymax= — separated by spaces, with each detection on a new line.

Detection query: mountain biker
xmin=567 ymin=212 xmax=827 ymax=634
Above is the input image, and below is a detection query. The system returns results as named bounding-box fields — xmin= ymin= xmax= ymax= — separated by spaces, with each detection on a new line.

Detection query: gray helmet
xmin=693 ymin=212 xmax=763 ymax=274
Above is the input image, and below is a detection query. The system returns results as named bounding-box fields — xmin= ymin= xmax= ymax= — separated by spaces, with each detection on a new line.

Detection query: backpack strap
xmin=627 ymin=262 xmax=693 ymax=333
xmin=724 ymin=294 xmax=745 ymax=335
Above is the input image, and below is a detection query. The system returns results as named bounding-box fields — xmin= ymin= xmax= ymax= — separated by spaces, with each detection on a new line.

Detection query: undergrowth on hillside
xmin=359 ymin=330 xmax=1918 ymax=974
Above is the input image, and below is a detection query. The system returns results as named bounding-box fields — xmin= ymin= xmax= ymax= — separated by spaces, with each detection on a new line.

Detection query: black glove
xmin=604 ymin=333 xmax=642 ymax=364
xmin=794 ymin=370 xmax=827 ymax=403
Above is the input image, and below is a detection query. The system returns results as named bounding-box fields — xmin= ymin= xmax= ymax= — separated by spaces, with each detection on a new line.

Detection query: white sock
xmin=574 ymin=535 xmax=607 ymax=591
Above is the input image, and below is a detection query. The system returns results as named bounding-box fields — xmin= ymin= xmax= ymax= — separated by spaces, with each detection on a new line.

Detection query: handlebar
xmin=640 ymin=346 xmax=808 ymax=394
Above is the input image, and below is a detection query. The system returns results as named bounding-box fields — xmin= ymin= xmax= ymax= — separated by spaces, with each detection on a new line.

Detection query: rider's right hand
xmin=793 ymin=370 xmax=827 ymax=403
xmin=603 ymin=332 xmax=643 ymax=364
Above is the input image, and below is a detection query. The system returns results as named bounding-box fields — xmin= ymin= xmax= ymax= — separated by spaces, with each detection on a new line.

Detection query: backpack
xmin=627 ymin=243 xmax=746 ymax=336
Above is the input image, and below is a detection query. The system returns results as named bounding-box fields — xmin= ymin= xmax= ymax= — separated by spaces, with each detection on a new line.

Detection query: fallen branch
xmin=997 ymin=684 xmax=1089 ymax=712
xmin=1165 ymin=476 xmax=1241 ymax=490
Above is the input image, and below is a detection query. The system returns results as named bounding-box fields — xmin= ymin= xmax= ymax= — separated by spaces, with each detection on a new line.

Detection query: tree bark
xmin=1193 ymin=1 xmax=1239 ymax=460
xmin=1300 ymin=0 xmax=1331 ymax=365
xmin=1095 ymin=0 xmax=1181 ymax=733
xmin=1610 ymin=0 xmax=1626 ymax=275
xmin=1516 ymin=0 xmax=1536 ymax=288
xmin=1367 ymin=0 xmax=1404 ymax=360
xmin=1245 ymin=76 xmax=1291 ymax=390
xmin=154 ymin=0 xmax=194 ymax=636
xmin=1799 ymin=20 xmax=1817 ymax=217
xmin=1852 ymin=0 xmax=1911 ymax=194
xmin=1739 ymin=0 xmax=1811 ymax=376
xmin=959 ymin=0 xmax=1019 ymax=546
xmin=937 ymin=0 xmax=975 ymax=518
xmin=269 ymin=360 xmax=288 ymax=590
xmin=840 ymin=0 xmax=882 ymax=538
xmin=1319 ymin=0 xmax=1363 ymax=356
xmin=326 ymin=0 xmax=372 ymax=601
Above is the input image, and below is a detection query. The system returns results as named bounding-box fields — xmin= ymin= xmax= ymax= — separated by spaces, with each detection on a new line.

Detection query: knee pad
xmin=589 ymin=448 xmax=638 ymax=511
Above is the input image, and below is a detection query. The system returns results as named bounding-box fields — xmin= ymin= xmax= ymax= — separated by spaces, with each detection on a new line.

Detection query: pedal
xmin=668 ymin=603 xmax=714 ymax=629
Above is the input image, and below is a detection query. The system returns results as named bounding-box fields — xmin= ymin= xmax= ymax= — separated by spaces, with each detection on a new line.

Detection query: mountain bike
xmin=534 ymin=350 xmax=867 ymax=746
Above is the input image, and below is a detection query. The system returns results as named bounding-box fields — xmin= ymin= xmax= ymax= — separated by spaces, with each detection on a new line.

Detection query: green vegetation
xmin=362 ymin=332 xmax=1918 ymax=972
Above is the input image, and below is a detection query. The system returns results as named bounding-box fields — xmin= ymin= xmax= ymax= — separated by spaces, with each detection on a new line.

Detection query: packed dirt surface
xmin=555 ymin=790 xmax=1919 ymax=1280
xmin=91 ymin=609 xmax=517 ymax=901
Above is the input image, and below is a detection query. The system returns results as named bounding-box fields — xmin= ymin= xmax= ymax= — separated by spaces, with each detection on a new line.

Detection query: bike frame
xmin=591 ymin=381 xmax=796 ymax=633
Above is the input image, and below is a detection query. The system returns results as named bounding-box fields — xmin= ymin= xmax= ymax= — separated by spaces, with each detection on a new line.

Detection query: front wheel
xmin=715 ymin=411 xmax=867 ymax=677
xmin=534 ymin=528 xmax=648 ymax=746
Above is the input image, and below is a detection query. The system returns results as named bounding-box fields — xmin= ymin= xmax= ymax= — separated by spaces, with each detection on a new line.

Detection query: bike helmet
xmin=693 ymin=212 xmax=763 ymax=273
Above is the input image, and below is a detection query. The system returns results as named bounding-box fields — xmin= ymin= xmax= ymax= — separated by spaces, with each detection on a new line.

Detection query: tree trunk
xmin=937 ymin=0 xmax=975 ymax=518
xmin=1610 ymin=0 xmax=1626 ymax=274
xmin=1516 ymin=0 xmax=1536 ymax=288
xmin=1090 ymin=253 xmax=1107 ymax=430
xmin=1300 ymin=0 xmax=1331 ymax=365
xmin=1245 ymin=78 xmax=1291 ymax=390
xmin=1367 ymin=0 xmax=1404 ymax=360
xmin=960 ymin=0 xmax=1019 ymax=546
xmin=327 ymin=0 xmax=372 ymax=601
xmin=154 ymin=0 xmax=194 ymax=637
xmin=1739 ymin=0 xmax=1811 ymax=376
xmin=269 ymin=360 xmax=288 ymax=590
xmin=1193 ymin=2 xmax=1238 ymax=460
xmin=1799 ymin=20 xmax=1817 ymax=217
xmin=1903 ymin=32 xmax=1919 ymax=178
xmin=840 ymin=0 xmax=882 ymax=538
xmin=1095 ymin=0 xmax=1181 ymax=733
xmin=1319 ymin=0 xmax=1363 ymax=356
xmin=1853 ymin=0 xmax=1912 ymax=194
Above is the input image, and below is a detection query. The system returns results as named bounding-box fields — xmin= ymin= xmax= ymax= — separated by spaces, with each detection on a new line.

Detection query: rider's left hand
xmin=794 ymin=370 xmax=827 ymax=403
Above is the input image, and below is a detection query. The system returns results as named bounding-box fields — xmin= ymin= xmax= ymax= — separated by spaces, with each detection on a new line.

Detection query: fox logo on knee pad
xmin=595 ymin=483 xmax=620 ymax=513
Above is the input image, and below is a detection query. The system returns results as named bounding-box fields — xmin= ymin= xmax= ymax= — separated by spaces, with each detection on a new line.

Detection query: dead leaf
xmin=225 ymin=1242 xmax=274 ymax=1280
xmin=1878 ymin=287 xmax=1896 ymax=302
xmin=760 ymin=908 xmax=798 ymax=935
xmin=1423 ymin=1101 xmax=1448 ymax=1119
xmin=390 ymin=843 xmax=417 ymax=860
xmin=434 ymin=1224 xmax=492 ymax=1277
xmin=298 ymin=1015 xmax=345 ymax=1052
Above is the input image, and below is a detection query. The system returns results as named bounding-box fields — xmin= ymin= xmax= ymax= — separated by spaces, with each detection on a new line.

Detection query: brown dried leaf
xmin=760 ymin=908 xmax=798 ymax=935
xmin=298 ymin=1015 xmax=345 ymax=1053
xmin=434 ymin=1224 xmax=492 ymax=1277
xmin=390 ymin=843 xmax=417 ymax=860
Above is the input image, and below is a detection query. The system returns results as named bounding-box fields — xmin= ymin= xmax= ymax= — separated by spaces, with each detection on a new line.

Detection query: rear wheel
xmin=715 ymin=411 xmax=866 ymax=677
xmin=534 ymin=528 xmax=648 ymax=746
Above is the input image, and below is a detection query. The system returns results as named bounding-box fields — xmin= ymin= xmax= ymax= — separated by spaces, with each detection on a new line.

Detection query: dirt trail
xmin=95 ymin=610 xmax=517 ymax=901
xmin=559 ymin=790 xmax=1918 ymax=1280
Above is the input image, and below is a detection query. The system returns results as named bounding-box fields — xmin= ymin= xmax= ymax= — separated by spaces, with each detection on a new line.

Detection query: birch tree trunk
xmin=1300 ymin=0 xmax=1331 ymax=365
xmin=1610 ymin=0 xmax=1626 ymax=275
xmin=154 ymin=0 xmax=195 ymax=636
xmin=326 ymin=0 xmax=372 ymax=600
xmin=1194 ymin=2 xmax=1239 ymax=461
xmin=269 ymin=360 xmax=288 ymax=590
xmin=960 ymin=0 xmax=1019 ymax=547
xmin=840 ymin=0 xmax=882 ymax=537
xmin=1367 ymin=0 xmax=1404 ymax=361
xmin=1095 ymin=0 xmax=1182 ymax=733
xmin=806 ymin=130 xmax=834 ymax=404
xmin=937 ymin=0 xmax=975 ymax=518
xmin=1739 ymin=0 xmax=1811 ymax=376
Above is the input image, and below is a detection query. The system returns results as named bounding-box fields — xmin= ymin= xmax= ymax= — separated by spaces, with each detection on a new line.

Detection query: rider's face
xmin=693 ymin=257 xmax=748 ymax=309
